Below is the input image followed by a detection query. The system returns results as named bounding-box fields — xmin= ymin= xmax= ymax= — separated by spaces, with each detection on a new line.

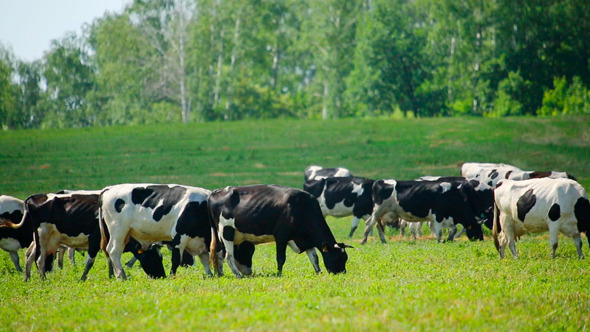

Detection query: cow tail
xmin=98 ymin=190 xmax=110 ymax=259
xmin=208 ymin=202 xmax=223 ymax=277
xmin=1 ymin=209 xmax=28 ymax=229
xmin=209 ymin=226 xmax=219 ymax=275
xmin=492 ymin=201 xmax=500 ymax=251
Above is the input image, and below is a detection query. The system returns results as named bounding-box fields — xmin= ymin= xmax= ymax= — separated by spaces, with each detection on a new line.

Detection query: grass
xmin=1 ymin=116 xmax=590 ymax=331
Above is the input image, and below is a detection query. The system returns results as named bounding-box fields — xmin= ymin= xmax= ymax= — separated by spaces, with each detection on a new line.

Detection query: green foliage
xmin=540 ymin=76 xmax=590 ymax=116
xmin=1 ymin=0 xmax=590 ymax=128
xmin=490 ymin=71 xmax=529 ymax=116
xmin=0 ymin=47 xmax=18 ymax=129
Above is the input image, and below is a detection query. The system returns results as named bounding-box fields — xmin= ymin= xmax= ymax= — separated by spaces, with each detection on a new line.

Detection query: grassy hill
xmin=1 ymin=116 xmax=589 ymax=331
xmin=1 ymin=116 xmax=589 ymax=198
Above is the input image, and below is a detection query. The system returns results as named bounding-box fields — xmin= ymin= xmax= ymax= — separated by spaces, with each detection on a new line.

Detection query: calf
xmin=304 ymin=165 xmax=352 ymax=181
xmin=492 ymin=178 xmax=590 ymax=258
xmin=99 ymin=183 xmax=219 ymax=280
xmin=0 ymin=195 xmax=30 ymax=271
xmin=362 ymin=177 xmax=493 ymax=244
xmin=208 ymin=184 xmax=350 ymax=278
xmin=304 ymin=176 xmax=375 ymax=238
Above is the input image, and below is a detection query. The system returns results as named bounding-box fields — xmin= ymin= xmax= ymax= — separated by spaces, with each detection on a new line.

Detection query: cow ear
xmin=322 ymin=243 xmax=329 ymax=252
xmin=339 ymin=242 xmax=354 ymax=249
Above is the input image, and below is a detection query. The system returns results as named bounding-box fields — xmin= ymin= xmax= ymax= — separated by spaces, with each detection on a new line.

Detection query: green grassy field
xmin=1 ymin=117 xmax=590 ymax=331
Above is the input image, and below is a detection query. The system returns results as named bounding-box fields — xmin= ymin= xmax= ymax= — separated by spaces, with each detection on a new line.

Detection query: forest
xmin=1 ymin=0 xmax=589 ymax=129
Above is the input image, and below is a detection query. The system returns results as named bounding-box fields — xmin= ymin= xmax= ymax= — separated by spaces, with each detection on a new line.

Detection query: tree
xmin=302 ymin=0 xmax=361 ymax=119
xmin=128 ymin=0 xmax=197 ymax=123
xmin=0 ymin=46 xmax=19 ymax=129
xmin=42 ymin=32 xmax=96 ymax=127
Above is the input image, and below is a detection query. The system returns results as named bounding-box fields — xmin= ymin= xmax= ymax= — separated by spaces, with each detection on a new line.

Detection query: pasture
xmin=1 ymin=116 xmax=590 ymax=330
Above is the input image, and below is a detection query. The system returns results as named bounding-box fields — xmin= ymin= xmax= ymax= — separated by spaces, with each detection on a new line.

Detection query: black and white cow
xmin=303 ymin=176 xmax=375 ymax=238
xmin=3 ymin=191 xmax=165 ymax=281
xmin=461 ymin=162 xmax=575 ymax=188
xmin=208 ymin=184 xmax=350 ymax=278
xmin=304 ymin=165 xmax=352 ymax=181
xmin=361 ymin=177 xmax=493 ymax=244
xmin=0 ymin=195 xmax=30 ymax=272
xmin=99 ymin=183 xmax=220 ymax=280
xmin=492 ymin=178 xmax=590 ymax=259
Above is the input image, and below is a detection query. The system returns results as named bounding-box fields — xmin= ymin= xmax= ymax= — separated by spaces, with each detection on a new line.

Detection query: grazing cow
xmin=304 ymin=165 xmax=352 ymax=181
xmin=208 ymin=184 xmax=350 ymax=278
xmin=461 ymin=162 xmax=575 ymax=188
xmin=0 ymin=195 xmax=30 ymax=271
xmin=3 ymin=191 xmax=165 ymax=281
xmin=99 ymin=183 xmax=219 ymax=280
xmin=362 ymin=177 xmax=493 ymax=244
xmin=492 ymin=178 xmax=590 ymax=258
xmin=304 ymin=176 xmax=375 ymax=238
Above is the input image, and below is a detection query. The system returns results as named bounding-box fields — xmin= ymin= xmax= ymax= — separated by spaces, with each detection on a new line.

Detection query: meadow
xmin=1 ymin=116 xmax=589 ymax=331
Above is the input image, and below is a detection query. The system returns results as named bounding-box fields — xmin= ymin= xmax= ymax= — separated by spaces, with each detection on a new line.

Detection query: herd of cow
xmin=0 ymin=162 xmax=589 ymax=282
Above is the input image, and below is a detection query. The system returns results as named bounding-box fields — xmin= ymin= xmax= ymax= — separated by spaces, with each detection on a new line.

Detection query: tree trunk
xmin=322 ymin=81 xmax=329 ymax=119
xmin=178 ymin=1 xmax=190 ymax=123
xmin=225 ymin=6 xmax=242 ymax=116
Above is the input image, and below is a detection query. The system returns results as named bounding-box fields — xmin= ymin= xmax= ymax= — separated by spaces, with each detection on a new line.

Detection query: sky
xmin=0 ymin=0 xmax=130 ymax=62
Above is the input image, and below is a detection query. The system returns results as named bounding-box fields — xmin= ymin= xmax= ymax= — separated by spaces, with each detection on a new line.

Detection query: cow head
xmin=462 ymin=180 xmax=494 ymax=228
xmin=463 ymin=223 xmax=484 ymax=241
xmin=321 ymin=242 xmax=350 ymax=274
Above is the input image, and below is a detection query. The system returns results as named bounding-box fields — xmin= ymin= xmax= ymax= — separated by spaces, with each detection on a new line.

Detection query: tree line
xmin=1 ymin=0 xmax=589 ymax=129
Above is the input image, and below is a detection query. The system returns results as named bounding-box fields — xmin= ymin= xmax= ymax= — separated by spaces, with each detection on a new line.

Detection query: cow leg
xmin=36 ymin=245 xmax=48 ymax=280
xmin=275 ymin=240 xmax=288 ymax=277
xmin=170 ymin=248 xmax=182 ymax=276
xmin=502 ymin=218 xmax=518 ymax=258
xmin=219 ymin=226 xmax=243 ymax=278
xmin=197 ymin=252 xmax=214 ymax=277
xmin=447 ymin=225 xmax=457 ymax=242
xmin=24 ymin=242 xmax=35 ymax=281
xmin=433 ymin=222 xmax=443 ymax=243
xmin=573 ymin=234 xmax=584 ymax=259
xmin=549 ymin=224 xmax=559 ymax=258
xmin=305 ymin=249 xmax=321 ymax=274
xmin=361 ymin=215 xmax=377 ymax=245
xmin=57 ymin=246 xmax=65 ymax=269
xmin=107 ymin=258 xmax=115 ymax=278
xmin=9 ymin=251 xmax=22 ymax=272
xmin=80 ymin=237 xmax=100 ymax=281
xmin=349 ymin=216 xmax=361 ymax=238
xmin=105 ymin=233 xmax=127 ymax=280
xmin=400 ymin=220 xmax=407 ymax=237
xmin=80 ymin=254 xmax=96 ymax=281
xmin=409 ymin=222 xmax=418 ymax=240
xmin=68 ymin=247 xmax=75 ymax=266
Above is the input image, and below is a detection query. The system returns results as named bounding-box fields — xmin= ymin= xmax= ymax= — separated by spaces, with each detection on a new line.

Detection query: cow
xmin=208 ymin=184 xmax=350 ymax=278
xmin=304 ymin=165 xmax=352 ymax=181
xmin=0 ymin=195 xmax=30 ymax=272
xmin=492 ymin=178 xmax=590 ymax=259
xmin=361 ymin=177 xmax=493 ymax=244
xmin=304 ymin=176 xmax=375 ymax=238
xmin=2 ymin=191 xmax=165 ymax=281
xmin=99 ymin=183 xmax=220 ymax=280
xmin=461 ymin=162 xmax=575 ymax=188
